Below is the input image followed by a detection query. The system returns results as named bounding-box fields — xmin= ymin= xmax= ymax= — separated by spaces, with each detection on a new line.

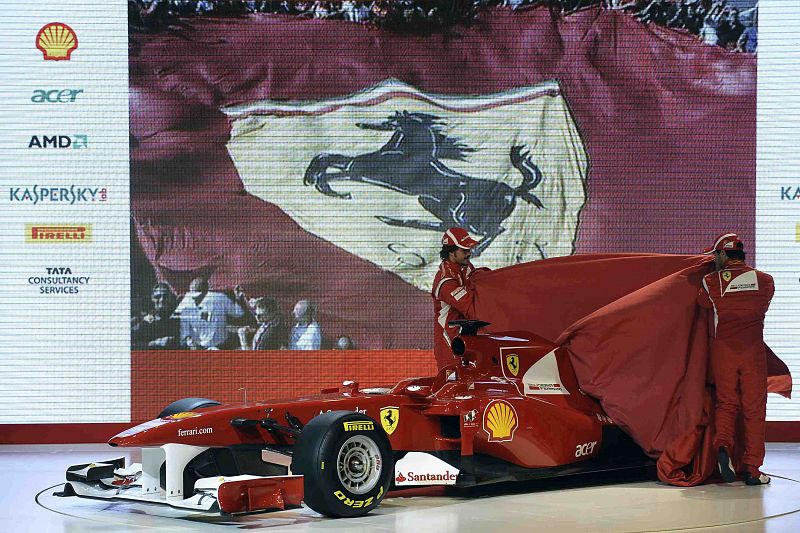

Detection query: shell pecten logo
xmin=164 ymin=411 xmax=200 ymax=420
xmin=482 ymin=400 xmax=518 ymax=442
xmin=36 ymin=23 xmax=78 ymax=61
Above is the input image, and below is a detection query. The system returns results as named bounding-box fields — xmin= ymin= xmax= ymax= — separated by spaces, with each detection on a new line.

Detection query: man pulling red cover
xmin=697 ymin=233 xmax=774 ymax=485
xmin=431 ymin=228 xmax=490 ymax=369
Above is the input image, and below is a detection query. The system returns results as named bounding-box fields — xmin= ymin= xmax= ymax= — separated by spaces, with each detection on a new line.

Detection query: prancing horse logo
xmin=303 ymin=111 xmax=545 ymax=257
xmin=506 ymin=354 xmax=520 ymax=377
xmin=380 ymin=406 xmax=400 ymax=435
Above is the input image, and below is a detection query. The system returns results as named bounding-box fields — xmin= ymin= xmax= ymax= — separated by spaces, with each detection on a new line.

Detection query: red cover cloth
xmin=130 ymin=7 xmax=756 ymax=349
xmin=471 ymin=254 xmax=791 ymax=485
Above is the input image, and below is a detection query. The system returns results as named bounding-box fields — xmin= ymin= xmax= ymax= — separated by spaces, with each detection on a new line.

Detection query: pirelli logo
xmin=343 ymin=421 xmax=374 ymax=432
xmin=25 ymin=224 xmax=92 ymax=243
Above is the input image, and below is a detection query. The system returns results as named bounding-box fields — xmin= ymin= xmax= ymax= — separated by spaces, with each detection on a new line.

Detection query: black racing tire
xmin=292 ymin=411 xmax=393 ymax=518
xmin=157 ymin=397 xmax=221 ymax=418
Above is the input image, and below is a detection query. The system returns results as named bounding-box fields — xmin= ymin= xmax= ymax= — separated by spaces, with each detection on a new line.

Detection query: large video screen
xmin=0 ymin=0 xmax=796 ymax=425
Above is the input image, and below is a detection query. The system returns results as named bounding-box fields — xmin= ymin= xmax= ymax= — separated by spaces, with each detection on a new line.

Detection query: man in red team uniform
xmin=431 ymin=228 xmax=490 ymax=369
xmin=697 ymin=233 xmax=774 ymax=485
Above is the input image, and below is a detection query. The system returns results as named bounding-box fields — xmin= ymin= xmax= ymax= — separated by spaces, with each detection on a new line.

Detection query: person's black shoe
xmin=744 ymin=467 xmax=771 ymax=486
xmin=717 ymin=447 xmax=736 ymax=483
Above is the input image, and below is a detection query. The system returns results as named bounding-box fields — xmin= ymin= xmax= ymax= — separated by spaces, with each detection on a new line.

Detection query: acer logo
xmin=575 ymin=441 xmax=598 ymax=458
xmin=31 ymin=89 xmax=83 ymax=103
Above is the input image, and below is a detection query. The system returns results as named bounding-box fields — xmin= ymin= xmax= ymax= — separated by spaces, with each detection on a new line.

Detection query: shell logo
xmin=482 ymin=400 xmax=518 ymax=442
xmin=164 ymin=411 xmax=200 ymax=420
xmin=36 ymin=23 xmax=78 ymax=61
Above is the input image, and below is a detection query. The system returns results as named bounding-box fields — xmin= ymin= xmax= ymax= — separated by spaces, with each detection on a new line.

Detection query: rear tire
xmin=292 ymin=411 xmax=393 ymax=518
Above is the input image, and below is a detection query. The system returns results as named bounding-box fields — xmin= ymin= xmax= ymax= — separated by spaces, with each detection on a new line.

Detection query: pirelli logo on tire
xmin=334 ymin=486 xmax=384 ymax=508
xmin=343 ymin=421 xmax=374 ymax=432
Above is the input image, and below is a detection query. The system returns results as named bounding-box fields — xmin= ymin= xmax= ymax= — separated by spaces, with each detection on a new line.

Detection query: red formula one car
xmin=61 ymin=321 xmax=651 ymax=517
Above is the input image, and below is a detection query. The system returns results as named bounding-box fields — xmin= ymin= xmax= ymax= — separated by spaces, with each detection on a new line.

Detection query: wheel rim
xmin=336 ymin=434 xmax=383 ymax=495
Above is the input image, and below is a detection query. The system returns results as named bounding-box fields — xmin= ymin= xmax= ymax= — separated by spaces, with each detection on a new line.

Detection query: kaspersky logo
xmin=25 ymin=224 xmax=92 ymax=243
xmin=780 ymin=186 xmax=800 ymax=201
xmin=36 ymin=23 xmax=78 ymax=61
xmin=10 ymin=185 xmax=107 ymax=204
xmin=29 ymin=135 xmax=88 ymax=149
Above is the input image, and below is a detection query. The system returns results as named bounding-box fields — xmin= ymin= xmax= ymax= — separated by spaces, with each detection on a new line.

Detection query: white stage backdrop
xmin=757 ymin=0 xmax=800 ymax=421
xmin=0 ymin=1 xmax=130 ymax=422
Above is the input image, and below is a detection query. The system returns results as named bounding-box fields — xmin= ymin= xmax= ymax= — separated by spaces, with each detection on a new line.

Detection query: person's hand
xmin=143 ymin=313 xmax=156 ymax=324
xmin=148 ymin=336 xmax=172 ymax=348
xmin=234 ymin=284 xmax=246 ymax=301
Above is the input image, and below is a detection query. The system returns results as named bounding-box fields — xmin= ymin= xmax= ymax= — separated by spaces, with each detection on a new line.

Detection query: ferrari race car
xmin=60 ymin=320 xmax=651 ymax=518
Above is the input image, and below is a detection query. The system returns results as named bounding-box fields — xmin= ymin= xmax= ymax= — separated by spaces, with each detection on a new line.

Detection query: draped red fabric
xmin=471 ymin=254 xmax=791 ymax=486
xmin=129 ymin=6 xmax=756 ymax=350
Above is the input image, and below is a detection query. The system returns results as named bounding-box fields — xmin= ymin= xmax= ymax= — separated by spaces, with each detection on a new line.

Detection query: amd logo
xmin=28 ymin=135 xmax=87 ymax=149
xmin=30 ymin=89 xmax=83 ymax=103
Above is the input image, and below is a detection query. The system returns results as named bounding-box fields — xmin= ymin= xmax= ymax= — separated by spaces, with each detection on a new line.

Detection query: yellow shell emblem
xmin=505 ymin=354 xmax=520 ymax=377
xmin=37 ymin=23 xmax=78 ymax=61
xmin=164 ymin=411 xmax=200 ymax=420
xmin=483 ymin=400 xmax=518 ymax=442
xmin=722 ymin=271 xmax=732 ymax=282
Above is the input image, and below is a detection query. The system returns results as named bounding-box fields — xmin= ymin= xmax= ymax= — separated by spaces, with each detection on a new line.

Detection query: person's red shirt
xmin=431 ymin=259 xmax=487 ymax=368
xmin=697 ymin=260 xmax=774 ymax=345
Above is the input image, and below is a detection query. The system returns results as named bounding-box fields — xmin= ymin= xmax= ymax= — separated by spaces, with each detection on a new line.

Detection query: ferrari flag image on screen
xmin=224 ymin=79 xmax=588 ymax=291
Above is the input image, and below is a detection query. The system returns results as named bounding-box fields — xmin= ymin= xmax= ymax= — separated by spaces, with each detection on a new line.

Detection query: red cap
xmin=703 ymin=233 xmax=744 ymax=254
xmin=442 ymin=227 xmax=479 ymax=250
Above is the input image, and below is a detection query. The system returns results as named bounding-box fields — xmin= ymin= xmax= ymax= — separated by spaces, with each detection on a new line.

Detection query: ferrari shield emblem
xmin=505 ymin=354 xmax=520 ymax=377
xmin=380 ymin=406 xmax=400 ymax=435
xmin=722 ymin=271 xmax=732 ymax=282
xmin=224 ymin=79 xmax=588 ymax=291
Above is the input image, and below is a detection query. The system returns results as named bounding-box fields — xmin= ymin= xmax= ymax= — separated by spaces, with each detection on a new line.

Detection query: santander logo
xmin=396 ymin=471 xmax=458 ymax=484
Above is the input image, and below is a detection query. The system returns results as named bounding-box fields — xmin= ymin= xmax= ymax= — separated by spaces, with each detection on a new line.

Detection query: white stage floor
xmin=1 ymin=443 xmax=799 ymax=532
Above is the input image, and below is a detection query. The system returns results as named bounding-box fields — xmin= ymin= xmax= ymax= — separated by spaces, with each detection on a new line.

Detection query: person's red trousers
xmin=711 ymin=338 xmax=767 ymax=468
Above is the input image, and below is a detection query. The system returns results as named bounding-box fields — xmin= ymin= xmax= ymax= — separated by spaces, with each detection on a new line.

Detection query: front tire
xmin=292 ymin=411 xmax=393 ymax=518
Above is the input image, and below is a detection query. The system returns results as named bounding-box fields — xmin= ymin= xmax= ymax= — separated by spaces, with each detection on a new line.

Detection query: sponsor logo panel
xmin=10 ymin=185 xmax=107 ymax=205
xmin=36 ymin=23 xmax=78 ymax=61
xmin=28 ymin=135 xmax=88 ymax=149
xmin=333 ymin=486 xmax=383 ymax=508
xmin=521 ymin=350 xmax=570 ymax=395
xmin=723 ymin=270 xmax=759 ymax=294
xmin=343 ymin=421 xmax=374 ymax=432
xmin=177 ymin=427 xmax=213 ymax=437
xmin=25 ymin=224 xmax=92 ymax=243
xmin=463 ymin=409 xmax=478 ymax=427
xmin=31 ymin=88 xmax=84 ymax=103
xmin=380 ymin=406 xmax=399 ymax=435
xmin=780 ymin=186 xmax=800 ymax=201
xmin=505 ymin=354 xmax=520 ymax=376
xmin=395 ymin=471 xmax=458 ymax=485
xmin=164 ymin=412 xmax=201 ymax=420
xmin=27 ymin=267 xmax=90 ymax=295
xmin=482 ymin=400 xmax=518 ymax=442
xmin=575 ymin=440 xmax=598 ymax=458
xmin=394 ymin=452 xmax=460 ymax=486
